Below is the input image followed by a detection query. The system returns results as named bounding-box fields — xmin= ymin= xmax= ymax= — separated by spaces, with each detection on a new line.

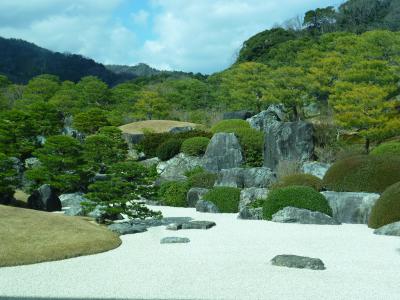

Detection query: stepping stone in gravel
xmin=181 ymin=220 xmax=216 ymax=230
xmin=160 ymin=237 xmax=190 ymax=244
xmin=271 ymin=254 xmax=326 ymax=270
xmin=107 ymin=223 xmax=147 ymax=235
xmin=166 ymin=223 xmax=182 ymax=231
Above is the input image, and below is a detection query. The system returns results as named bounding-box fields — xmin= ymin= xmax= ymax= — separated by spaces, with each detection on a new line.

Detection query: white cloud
xmin=131 ymin=10 xmax=150 ymax=26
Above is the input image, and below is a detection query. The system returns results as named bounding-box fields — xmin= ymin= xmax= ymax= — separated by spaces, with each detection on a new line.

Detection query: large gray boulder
xmin=239 ymin=188 xmax=269 ymax=211
xmin=195 ymin=200 xmax=220 ymax=213
xmin=271 ymin=207 xmax=340 ymax=225
xmin=27 ymin=184 xmax=61 ymax=212
xmin=60 ymin=193 xmax=87 ymax=216
xmin=373 ymin=221 xmax=400 ymax=237
xmin=264 ymin=121 xmax=314 ymax=170
xmin=271 ymin=254 xmax=326 ymax=270
xmin=202 ymin=133 xmax=243 ymax=172
xmin=238 ymin=207 xmax=263 ymax=220
xmin=246 ymin=104 xmax=286 ymax=131
xmin=321 ymin=191 xmax=380 ymax=224
xmin=157 ymin=153 xmax=204 ymax=181
xmin=215 ymin=167 xmax=276 ymax=189
xmin=187 ymin=188 xmax=209 ymax=207
xmin=301 ymin=161 xmax=331 ymax=179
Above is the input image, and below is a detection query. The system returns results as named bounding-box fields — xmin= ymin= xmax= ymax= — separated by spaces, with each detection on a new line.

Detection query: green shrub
xmin=371 ymin=142 xmax=400 ymax=156
xmin=138 ymin=130 xmax=212 ymax=157
xmin=188 ymin=171 xmax=218 ymax=189
xmin=210 ymin=119 xmax=250 ymax=133
xmin=203 ymin=187 xmax=241 ymax=213
xmin=181 ymin=137 xmax=210 ymax=156
xmin=262 ymin=186 xmax=332 ymax=220
xmin=158 ymin=181 xmax=190 ymax=207
xmin=156 ymin=138 xmax=183 ymax=161
xmin=273 ymin=173 xmax=323 ymax=191
xmin=323 ymin=155 xmax=400 ymax=193
xmin=368 ymin=182 xmax=400 ymax=229
xmin=211 ymin=119 xmax=264 ymax=167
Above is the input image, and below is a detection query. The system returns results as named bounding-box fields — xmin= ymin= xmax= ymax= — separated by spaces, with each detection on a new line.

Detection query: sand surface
xmin=1 ymin=206 xmax=399 ymax=300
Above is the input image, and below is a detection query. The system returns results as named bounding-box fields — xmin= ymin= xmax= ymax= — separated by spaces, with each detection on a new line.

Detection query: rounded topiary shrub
xmin=273 ymin=173 xmax=323 ymax=191
xmin=188 ymin=171 xmax=218 ymax=189
xmin=370 ymin=142 xmax=400 ymax=156
xmin=323 ymin=155 xmax=400 ymax=193
xmin=368 ymin=182 xmax=400 ymax=229
xmin=181 ymin=137 xmax=210 ymax=156
xmin=262 ymin=186 xmax=332 ymax=220
xmin=203 ymin=187 xmax=241 ymax=213
xmin=158 ymin=181 xmax=189 ymax=207
xmin=156 ymin=138 xmax=183 ymax=161
xmin=210 ymin=119 xmax=250 ymax=134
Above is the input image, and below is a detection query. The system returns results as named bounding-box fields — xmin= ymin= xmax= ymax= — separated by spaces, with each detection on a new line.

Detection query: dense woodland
xmin=0 ymin=0 xmax=400 ymax=219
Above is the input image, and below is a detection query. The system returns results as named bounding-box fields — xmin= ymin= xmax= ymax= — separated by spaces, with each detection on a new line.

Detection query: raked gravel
xmin=0 ymin=206 xmax=399 ymax=300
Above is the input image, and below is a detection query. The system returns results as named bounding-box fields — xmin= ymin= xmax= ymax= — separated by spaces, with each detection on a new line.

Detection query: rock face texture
xmin=374 ymin=222 xmax=400 ymax=237
xmin=160 ymin=237 xmax=190 ymax=244
xmin=264 ymin=121 xmax=314 ymax=170
xmin=27 ymin=184 xmax=61 ymax=212
xmin=238 ymin=207 xmax=263 ymax=220
xmin=187 ymin=188 xmax=209 ymax=207
xmin=321 ymin=191 xmax=380 ymax=224
xmin=108 ymin=223 xmax=147 ymax=235
xmin=215 ymin=168 xmax=276 ymax=189
xmin=239 ymin=188 xmax=269 ymax=211
xmin=246 ymin=104 xmax=286 ymax=131
xmin=301 ymin=161 xmax=331 ymax=179
xmin=202 ymin=133 xmax=243 ymax=172
xmin=223 ymin=110 xmax=256 ymax=120
xmin=195 ymin=200 xmax=220 ymax=213
xmin=271 ymin=255 xmax=326 ymax=270
xmin=157 ymin=153 xmax=204 ymax=181
xmin=271 ymin=207 xmax=340 ymax=225
xmin=59 ymin=193 xmax=87 ymax=216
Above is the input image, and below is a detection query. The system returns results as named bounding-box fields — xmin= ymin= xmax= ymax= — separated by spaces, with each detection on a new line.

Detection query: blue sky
xmin=0 ymin=0 xmax=340 ymax=74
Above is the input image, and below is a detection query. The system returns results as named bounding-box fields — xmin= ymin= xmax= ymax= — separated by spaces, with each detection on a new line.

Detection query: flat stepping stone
xmin=181 ymin=221 xmax=216 ymax=230
xmin=108 ymin=223 xmax=147 ymax=235
xmin=160 ymin=237 xmax=190 ymax=244
xmin=271 ymin=254 xmax=326 ymax=270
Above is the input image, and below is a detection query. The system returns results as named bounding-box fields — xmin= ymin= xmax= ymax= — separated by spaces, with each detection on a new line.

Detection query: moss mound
xmin=188 ymin=171 xmax=218 ymax=189
xmin=323 ymin=155 xmax=400 ymax=193
xmin=274 ymin=173 xmax=323 ymax=191
xmin=181 ymin=137 xmax=210 ymax=156
xmin=262 ymin=186 xmax=332 ymax=220
xmin=203 ymin=187 xmax=241 ymax=213
xmin=370 ymin=141 xmax=400 ymax=156
xmin=368 ymin=182 xmax=400 ymax=229
xmin=158 ymin=181 xmax=190 ymax=207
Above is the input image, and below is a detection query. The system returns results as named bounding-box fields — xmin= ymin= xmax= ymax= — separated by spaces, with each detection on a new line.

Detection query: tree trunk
xmin=365 ymin=138 xmax=370 ymax=154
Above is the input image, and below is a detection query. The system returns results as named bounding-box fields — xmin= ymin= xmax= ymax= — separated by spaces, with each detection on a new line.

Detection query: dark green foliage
xmin=0 ymin=153 xmax=18 ymax=205
xmin=73 ymin=108 xmax=110 ymax=135
xmin=187 ymin=170 xmax=218 ymax=189
xmin=84 ymin=161 xmax=161 ymax=221
xmin=370 ymin=141 xmax=400 ymax=156
xmin=138 ymin=130 xmax=212 ymax=158
xmin=273 ymin=174 xmax=323 ymax=191
xmin=303 ymin=6 xmax=336 ymax=34
xmin=323 ymin=155 xmax=400 ymax=193
xmin=25 ymin=135 xmax=86 ymax=193
xmin=203 ymin=187 xmax=241 ymax=213
xmin=158 ymin=181 xmax=190 ymax=207
xmin=262 ymin=186 xmax=332 ymax=220
xmin=156 ymin=138 xmax=183 ymax=161
xmin=368 ymin=182 xmax=400 ymax=229
xmin=181 ymin=137 xmax=210 ymax=156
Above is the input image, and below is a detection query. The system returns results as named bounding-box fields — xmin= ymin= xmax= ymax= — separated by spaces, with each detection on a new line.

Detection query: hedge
xmin=203 ymin=187 xmax=241 ymax=213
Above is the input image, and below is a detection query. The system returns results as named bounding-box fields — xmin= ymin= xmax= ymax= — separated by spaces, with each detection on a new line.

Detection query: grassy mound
xmin=119 ymin=120 xmax=203 ymax=134
xmin=323 ymin=155 xmax=400 ymax=193
xmin=203 ymin=187 xmax=241 ymax=213
xmin=368 ymin=182 xmax=400 ymax=229
xmin=273 ymin=174 xmax=323 ymax=191
xmin=0 ymin=205 xmax=121 ymax=267
xmin=262 ymin=186 xmax=332 ymax=220
xmin=370 ymin=141 xmax=400 ymax=156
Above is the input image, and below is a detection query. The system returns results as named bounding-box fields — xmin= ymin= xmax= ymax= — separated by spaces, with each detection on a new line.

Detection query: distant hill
xmin=0 ymin=36 xmax=133 ymax=85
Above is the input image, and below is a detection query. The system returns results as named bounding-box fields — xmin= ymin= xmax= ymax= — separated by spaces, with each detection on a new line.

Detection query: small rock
xmin=238 ymin=207 xmax=263 ymax=220
xmin=139 ymin=157 xmax=160 ymax=168
xmin=196 ymin=200 xmax=220 ymax=213
xmin=373 ymin=221 xmax=400 ymax=237
xmin=271 ymin=254 xmax=326 ymax=270
xmin=108 ymin=223 xmax=147 ymax=235
xmin=24 ymin=157 xmax=41 ymax=169
xmin=182 ymin=220 xmax=216 ymax=230
xmin=301 ymin=161 xmax=331 ymax=179
xmin=271 ymin=207 xmax=340 ymax=225
xmin=160 ymin=237 xmax=190 ymax=244
xmin=166 ymin=223 xmax=182 ymax=231
xmin=187 ymin=188 xmax=209 ymax=207
xmin=64 ymin=206 xmax=84 ymax=216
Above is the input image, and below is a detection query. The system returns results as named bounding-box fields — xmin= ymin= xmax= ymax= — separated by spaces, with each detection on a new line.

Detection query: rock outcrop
xmin=215 ymin=167 xmax=276 ymax=189
xmin=321 ymin=191 xmax=380 ymax=224
xmin=264 ymin=121 xmax=314 ymax=170
xmin=202 ymin=133 xmax=243 ymax=172
xmin=246 ymin=104 xmax=286 ymax=131
xmin=157 ymin=153 xmax=204 ymax=182
xmin=195 ymin=200 xmax=220 ymax=213
xmin=27 ymin=184 xmax=61 ymax=212
xmin=187 ymin=188 xmax=209 ymax=207
xmin=239 ymin=188 xmax=269 ymax=211
xmin=373 ymin=221 xmax=400 ymax=237
xmin=301 ymin=161 xmax=331 ymax=179
xmin=271 ymin=207 xmax=340 ymax=225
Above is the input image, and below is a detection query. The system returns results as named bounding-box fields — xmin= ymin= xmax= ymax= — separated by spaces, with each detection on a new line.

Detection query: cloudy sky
xmin=0 ymin=0 xmax=339 ymax=74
